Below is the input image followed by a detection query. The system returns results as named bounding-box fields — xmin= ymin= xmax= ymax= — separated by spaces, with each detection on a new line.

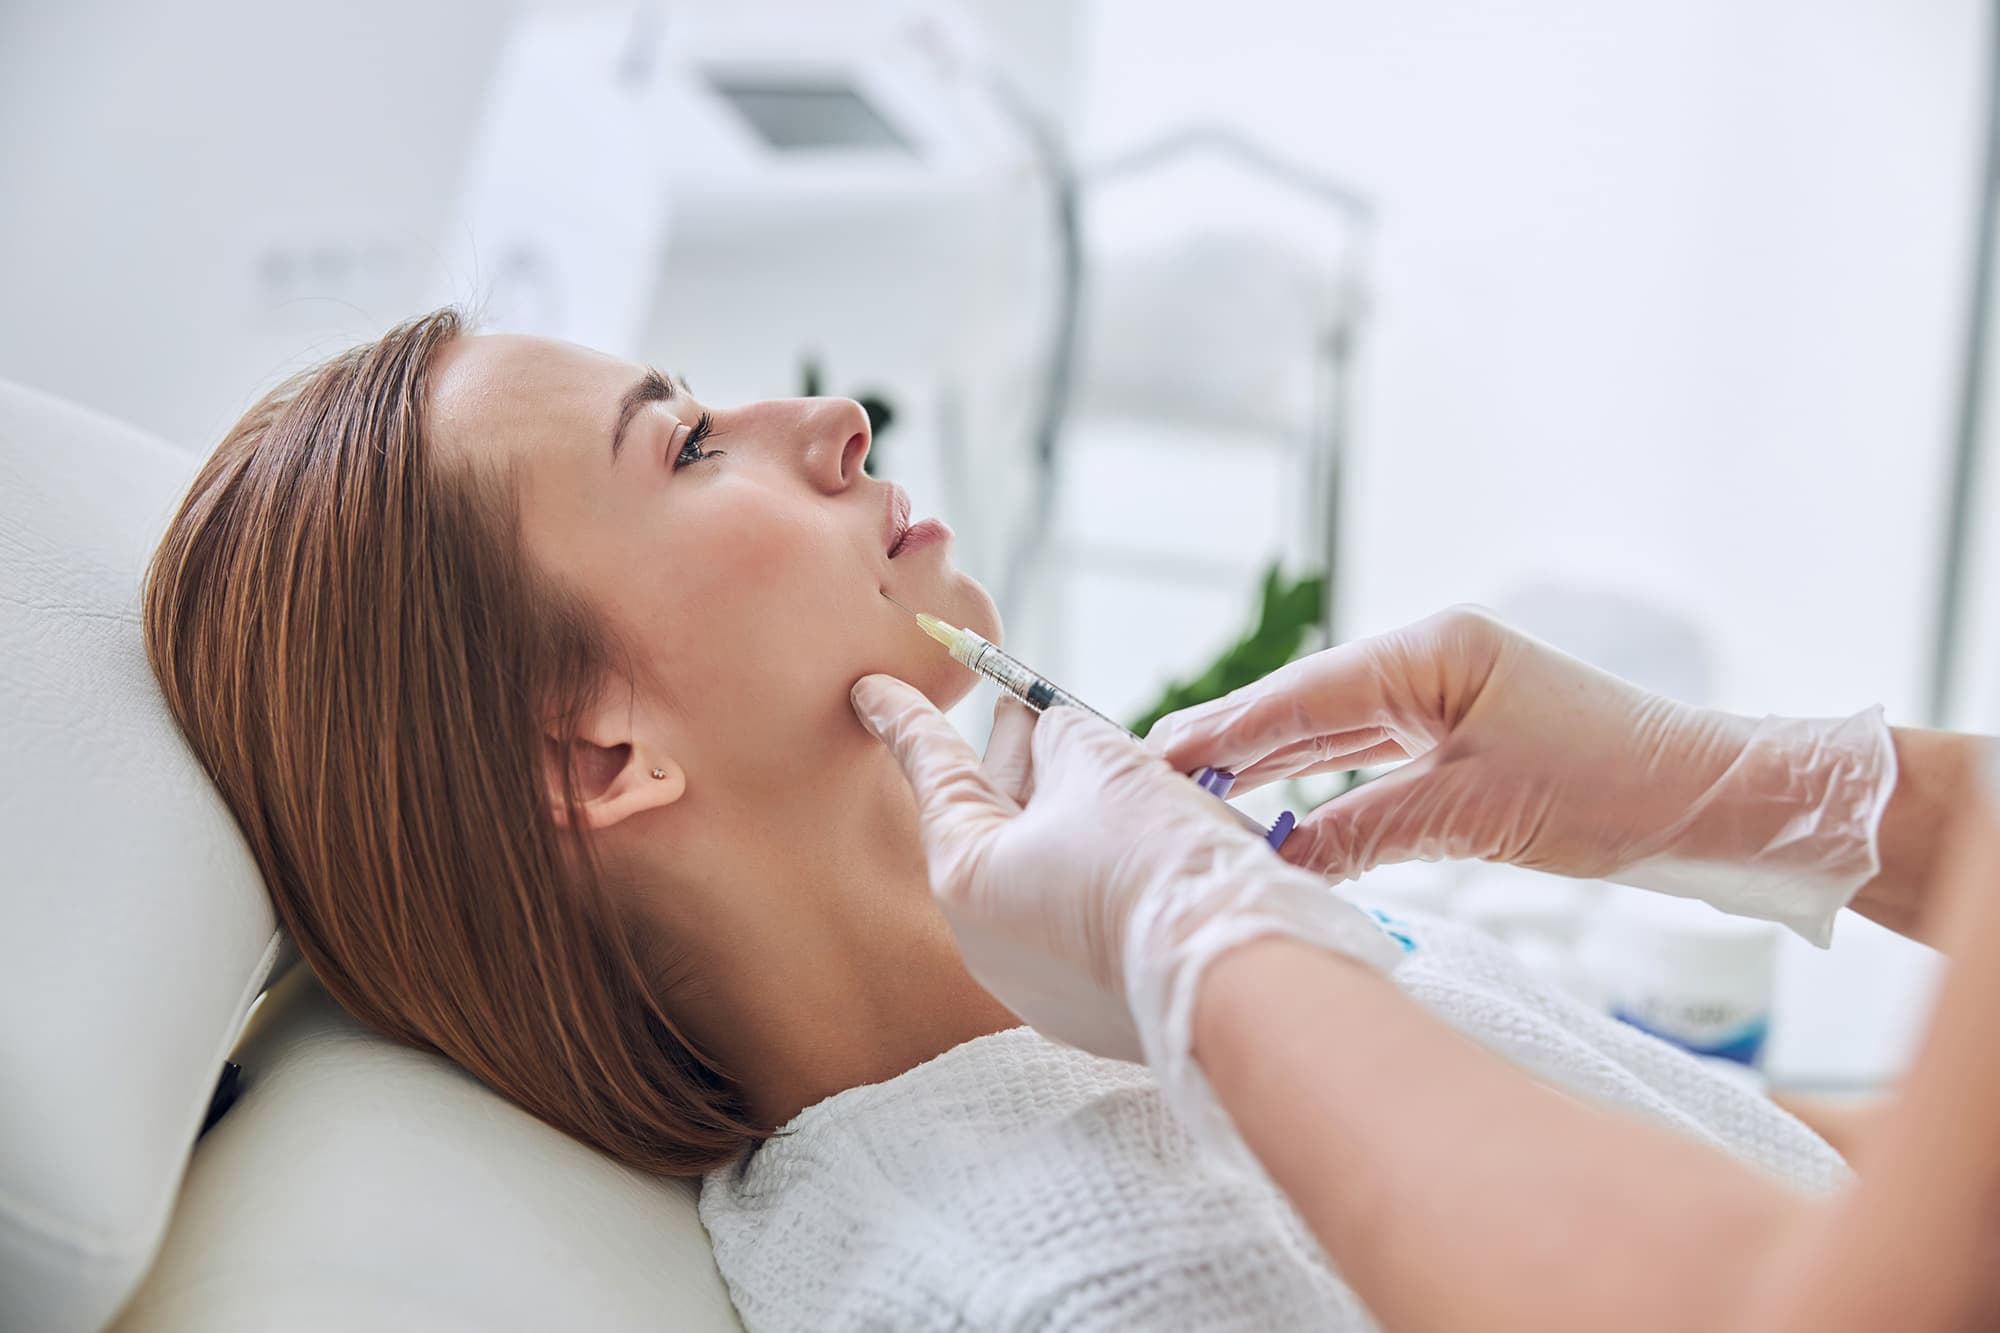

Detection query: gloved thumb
xmin=1280 ymin=755 xmax=1449 ymax=883
xmin=982 ymin=694 xmax=1039 ymax=805
xmin=851 ymin=674 xmax=1017 ymax=886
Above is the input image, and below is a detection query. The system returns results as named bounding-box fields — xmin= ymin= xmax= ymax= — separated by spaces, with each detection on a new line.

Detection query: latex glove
xmin=851 ymin=675 xmax=1405 ymax=1153
xmin=1147 ymin=606 xmax=1897 ymax=947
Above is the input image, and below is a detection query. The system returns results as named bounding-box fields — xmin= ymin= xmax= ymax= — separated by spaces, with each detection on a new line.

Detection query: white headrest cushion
xmin=113 ymin=968 xmax=742 ymax=1332
xmin=0 ymin=380 xmax=281 ymax=1333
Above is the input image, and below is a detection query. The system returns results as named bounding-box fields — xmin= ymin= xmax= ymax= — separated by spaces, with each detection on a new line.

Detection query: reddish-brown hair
xmin=144 ymin=308 xmax=763 ymax=1174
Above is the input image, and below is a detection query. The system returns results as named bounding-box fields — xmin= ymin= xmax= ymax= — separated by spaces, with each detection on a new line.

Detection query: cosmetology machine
xmin=1040 ymin=128 xmax=1373 ymax=719
xmin=440 ymin=0 xmax=1065 ymax=590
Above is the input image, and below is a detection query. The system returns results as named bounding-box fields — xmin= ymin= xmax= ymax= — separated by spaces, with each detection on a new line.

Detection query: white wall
xmin=0 ymin=0 xmax=530 ymax=449
xmin=1072 ymin=0 xmax=1981 ymax=1085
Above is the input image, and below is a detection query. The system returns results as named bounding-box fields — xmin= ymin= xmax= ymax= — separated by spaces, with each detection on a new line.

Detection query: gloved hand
xmin=851 ymin=675 xmax=1405 ymax=1153
xmin=1147 ymin=605 xmax=1898 ymax=946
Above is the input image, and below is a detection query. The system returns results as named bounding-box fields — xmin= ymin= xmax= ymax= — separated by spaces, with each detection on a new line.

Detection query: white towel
xmin=700 ymin=909 xmax=1847 ymax=1332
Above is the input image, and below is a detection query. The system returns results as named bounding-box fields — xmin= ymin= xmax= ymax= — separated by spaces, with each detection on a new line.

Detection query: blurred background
xmin=5 ymin=0 xmax=1993 ymax=1091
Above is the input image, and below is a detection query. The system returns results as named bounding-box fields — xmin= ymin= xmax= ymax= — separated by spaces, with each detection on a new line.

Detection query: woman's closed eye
xmin=673 ymin=411 xmax=722 ymax=470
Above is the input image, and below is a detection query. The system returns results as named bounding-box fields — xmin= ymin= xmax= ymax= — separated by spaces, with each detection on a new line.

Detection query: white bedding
xmin=701 ymin=909 xmax=1846 ymax=1332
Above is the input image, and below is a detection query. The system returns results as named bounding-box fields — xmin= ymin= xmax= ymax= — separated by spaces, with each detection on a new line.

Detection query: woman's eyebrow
xmin=609 ymin=368 xmax=681 ymax=462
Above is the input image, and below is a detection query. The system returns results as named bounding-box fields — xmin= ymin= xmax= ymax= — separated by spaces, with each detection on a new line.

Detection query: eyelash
xmin=672 ymin=412 xmax=721 ymax=470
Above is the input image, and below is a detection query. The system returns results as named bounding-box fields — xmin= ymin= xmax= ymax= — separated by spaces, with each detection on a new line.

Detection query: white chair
xmin=0 ymin=379 xmax=741 ymax=1332
xmin=112 ymin=966 xmax=740 ymax=1332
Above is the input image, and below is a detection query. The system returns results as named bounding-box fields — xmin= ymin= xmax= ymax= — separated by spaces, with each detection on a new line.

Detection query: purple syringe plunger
xmin=1193 ymin=767 xmax=1293 ymax=850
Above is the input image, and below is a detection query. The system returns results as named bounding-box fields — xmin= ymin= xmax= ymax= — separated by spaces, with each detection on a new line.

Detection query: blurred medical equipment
xmin=882 ymin=592 xmax=1296 ymax=848
xmin=1030 ymin=130 xmax=1372 ymax=716
xmin=442 ymin=0 xmax=1068 ymax=589
xmin=0 ymin=380 xmax=743 ymax=1333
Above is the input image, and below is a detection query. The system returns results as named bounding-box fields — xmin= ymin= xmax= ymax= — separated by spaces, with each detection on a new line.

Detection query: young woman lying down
xmin=144 ymin=310 xmax=1844 ymax=1332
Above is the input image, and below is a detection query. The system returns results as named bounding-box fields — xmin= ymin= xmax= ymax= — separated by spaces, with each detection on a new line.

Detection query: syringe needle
xmin=880 ymin=590 xmax=920 ymax=617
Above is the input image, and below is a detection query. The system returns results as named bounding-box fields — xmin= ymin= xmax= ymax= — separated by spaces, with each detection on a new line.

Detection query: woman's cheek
xmin=723 ymin=492 xmax=837 ymax=582
xmin=947 ymin=574 xmax=1003 ymax=646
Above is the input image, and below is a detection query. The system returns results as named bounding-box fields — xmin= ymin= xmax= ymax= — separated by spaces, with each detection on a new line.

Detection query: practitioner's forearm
xmin=1741 ymin=778 xmax=2000 ymax=1332
xmin=1846 ymin=728 xmax=1984 ymax=945
xmin=1193 ymin=938 xmax=1811 ymax=1333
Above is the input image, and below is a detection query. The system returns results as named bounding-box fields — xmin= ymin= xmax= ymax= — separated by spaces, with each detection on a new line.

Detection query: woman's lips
xmin=889 ymin=517 xmax=952 ymax=558
xmin=883 ymin=484 xmax=913 ymax=555
xmin=883 ymin=483 xmax=951 ymax=558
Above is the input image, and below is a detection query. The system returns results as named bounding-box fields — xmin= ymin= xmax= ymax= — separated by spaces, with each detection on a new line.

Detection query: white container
xmin=1590 ymin=890 xmax=1779 ymax=1071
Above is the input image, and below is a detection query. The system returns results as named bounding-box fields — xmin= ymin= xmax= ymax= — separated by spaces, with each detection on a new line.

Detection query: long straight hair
xmin=144 ymin=309 xmax=764 ymax=1174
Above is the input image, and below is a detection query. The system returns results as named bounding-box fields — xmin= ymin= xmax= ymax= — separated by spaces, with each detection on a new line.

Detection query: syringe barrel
xmin=955 ymin=633 xmax=1134 ymax=736
xmin=949 ymin=629 xmax=1290 ymax=849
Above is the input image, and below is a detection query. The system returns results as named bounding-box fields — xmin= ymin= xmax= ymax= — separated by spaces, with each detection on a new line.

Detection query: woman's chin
xmin=873 ymin=567 xmax=1000 ymax=709
xmin=915 ymin=585 xmax=999 ymax=710
xmin=951 ymin=575 xmax=1002 ymax=646
xmin=925 ymin=659 xmax=980 ymax=712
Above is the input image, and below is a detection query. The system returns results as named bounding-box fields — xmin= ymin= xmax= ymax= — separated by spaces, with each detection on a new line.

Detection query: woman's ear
xmin=543 ymin=701 xmax=687 ymax=831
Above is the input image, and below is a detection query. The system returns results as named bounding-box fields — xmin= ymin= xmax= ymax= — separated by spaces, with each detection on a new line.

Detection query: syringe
xmin=883 ymin=594 xmax=1295 ymax=850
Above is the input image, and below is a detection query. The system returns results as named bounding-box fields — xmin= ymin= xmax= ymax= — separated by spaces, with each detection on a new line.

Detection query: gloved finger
xmin=851 ymin=675 xmax=1018 ymax=890
xmin=982 ymin=693 xmax=1038 ymax=805
xmin=1030 ymin=704 xmax=1220 ymax=821
xmin=1278 ymin=753 xmax=1471 ymax=881
xmin=1145 ymin=641 xmax=1391 ymax=776
xmin=1213 ymin=726 xmax=1409 ymax=791
xmin=1234 ymin=736 xmax=1411 ymax=789
xmin=1028 ymin=702 xmax=1155 ymax=775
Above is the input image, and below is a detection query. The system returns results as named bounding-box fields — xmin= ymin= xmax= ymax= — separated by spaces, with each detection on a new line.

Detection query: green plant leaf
xmin=1127 ymin=564 xmax=1327 ymax=737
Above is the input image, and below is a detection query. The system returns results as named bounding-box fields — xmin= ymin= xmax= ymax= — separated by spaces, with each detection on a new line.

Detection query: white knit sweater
xmin=699 ymin=910 xmax=1847 ymax=1332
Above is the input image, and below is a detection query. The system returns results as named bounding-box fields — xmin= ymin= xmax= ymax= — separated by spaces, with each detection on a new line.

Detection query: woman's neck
xmin=624 ymin=739 xmax=1018 ymax=1129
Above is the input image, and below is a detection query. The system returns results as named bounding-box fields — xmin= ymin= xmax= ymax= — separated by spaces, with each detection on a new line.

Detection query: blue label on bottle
xmin=1611 ymin=1008 xmax=1768 ymax=1067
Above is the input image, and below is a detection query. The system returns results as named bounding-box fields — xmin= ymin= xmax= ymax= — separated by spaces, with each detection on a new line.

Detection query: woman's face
xmin=428 ymin=333 xmax=999 ymax=807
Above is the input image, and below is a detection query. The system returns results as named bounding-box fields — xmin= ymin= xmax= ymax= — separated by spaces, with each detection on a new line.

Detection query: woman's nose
xmin=800 ymin=397 xmax=871 ymax=493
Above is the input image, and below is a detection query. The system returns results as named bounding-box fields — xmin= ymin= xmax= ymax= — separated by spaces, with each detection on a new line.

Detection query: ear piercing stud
xmin=650 ymin=768 xmax=668 ymax=781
